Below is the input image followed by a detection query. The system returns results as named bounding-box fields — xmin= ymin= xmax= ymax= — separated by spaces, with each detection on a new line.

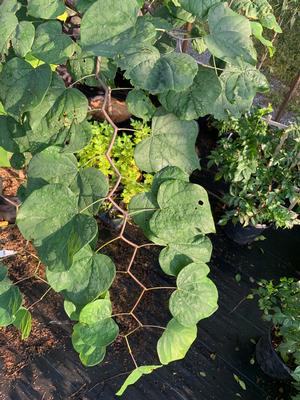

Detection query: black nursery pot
xmin=223 ymin=221 xmax=268 ymax=245
xmin=256 ymin=329 xmax=291 ymax=380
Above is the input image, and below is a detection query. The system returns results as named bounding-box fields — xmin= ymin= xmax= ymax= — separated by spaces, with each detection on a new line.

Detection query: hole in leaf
xmin=198 ymin=200 xmax=204 ymax=206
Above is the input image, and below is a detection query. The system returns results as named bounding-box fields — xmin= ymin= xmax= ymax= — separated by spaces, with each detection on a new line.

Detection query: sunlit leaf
xmin=157 ymin=318 xmax=197 ymax=364
xmin=169 ymin=262 xmax=218 ymax=326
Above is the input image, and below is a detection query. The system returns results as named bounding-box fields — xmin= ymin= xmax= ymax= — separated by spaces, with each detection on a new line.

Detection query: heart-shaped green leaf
xmin=169 ymin=262 xmax=218 ymax=326
xmin=46 ymin=246 xmax=116 ymax=305
xmin=204 ymin=3 xmax=256 ymax=65
xmin=157 ymin=318 xmax=197 ymax=364
xmin=0 ymin=58 xmax=52 ymax=119
xmin=0 ymin=265 xmax=22 ymax=326
xmin=32 ymin=21 xmax=75 ymax=64
xmin=134 ymin=109 xmax=199 ymax=173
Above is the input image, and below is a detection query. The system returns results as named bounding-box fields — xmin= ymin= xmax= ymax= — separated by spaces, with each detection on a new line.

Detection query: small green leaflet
xmin=116 ymin=365 xmax=162 ymax=396
xmin=0 ymin=264 xmax=22 ymax=326
xmin=157 ymin=318 xmax=197 ymax=364
xmin=233 ymin=374 xmax=247 ymax=390
xmin=134 ymin=109 xmax=199 ymax=173
xmin=13 ymin=308 xmax=32 ymax=340
xmin=291 ymin=366 xmax=300 ymax=383
xmin=126 ymin=89 xmax=156 ymax=121
xmin=72 ymin=298 xmax=118 ymax=366
xmin=169 ymin=262 xmax=218 ymax=326
xmin=0 ymin=264 xmax=31 ymax=339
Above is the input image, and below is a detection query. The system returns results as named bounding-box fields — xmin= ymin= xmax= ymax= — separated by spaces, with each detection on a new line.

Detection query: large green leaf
xmin=159 ymin=235 xmax=213 ymax=276
xmin=179 ymin=0 xmax=221 ymax=18
xmin=27 ymin=146 xmax=78 ymax=194
xmin=72 ymin=318 xmax=119 ymax=366
xmin=0 ymin=4 xmax=18 ymax=55
xmin=159 ymin=66 xmax=222 ymax=120
xmin=150 ymin=180 xmax=215 ymax=242
xmin=0 ymin=265 xmax=22 ymax=326
xmin=121 ymin=47 xmax=198 ymax=93
xmin=80 ymin=0 xmax=140 ymax=56
xmin=12 ymin=21 xmax=35 ymax=57
xmin=169 ymin=263 xmax=218 ymax=327
xmin=134 ymin=109 xmax=199 ymax=173
xmin=32 ymin=21 xmax=75 ymax=64
xmin=27 ymin=0 xmax=65 ymax=19
xmin=0 ymin=58 xmax=52 ymax=119
xmin=204 ymin=3 xmax=256 ymax=65
xmin=17 ymin=184 xmax=78 ymax=241
xmin=46 ymin=246 xmax=116 ymax=305
xmin=36 ymin=214 xmax=98 ymax=271
xmin=157 ymin=318 xmax=197 ymax=364
xmin=70 ymin=168 xmax=109 ymax=215
xmin=116 ymin=365 xmax=162 ymax=396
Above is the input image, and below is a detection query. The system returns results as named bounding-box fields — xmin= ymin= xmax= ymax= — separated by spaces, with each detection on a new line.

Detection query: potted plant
xmin=208 ymin=107 xmax=300 ymax=244
xmin=254 ymin=278 xmax=300 ymax=397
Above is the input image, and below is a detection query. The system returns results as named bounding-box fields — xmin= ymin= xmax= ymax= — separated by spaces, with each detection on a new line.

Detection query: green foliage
xmin=208 ymin=107 xmax=300 ymax=228
xmin=0 ymin=0 xmax=280 ymax=394
xmin=0 ymin=264 xmax=31 ymax=339
xmin=254 ymin=278 xmax=300 ymax=387
xmin=78 ymin=120 xmax=153 ymax=205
